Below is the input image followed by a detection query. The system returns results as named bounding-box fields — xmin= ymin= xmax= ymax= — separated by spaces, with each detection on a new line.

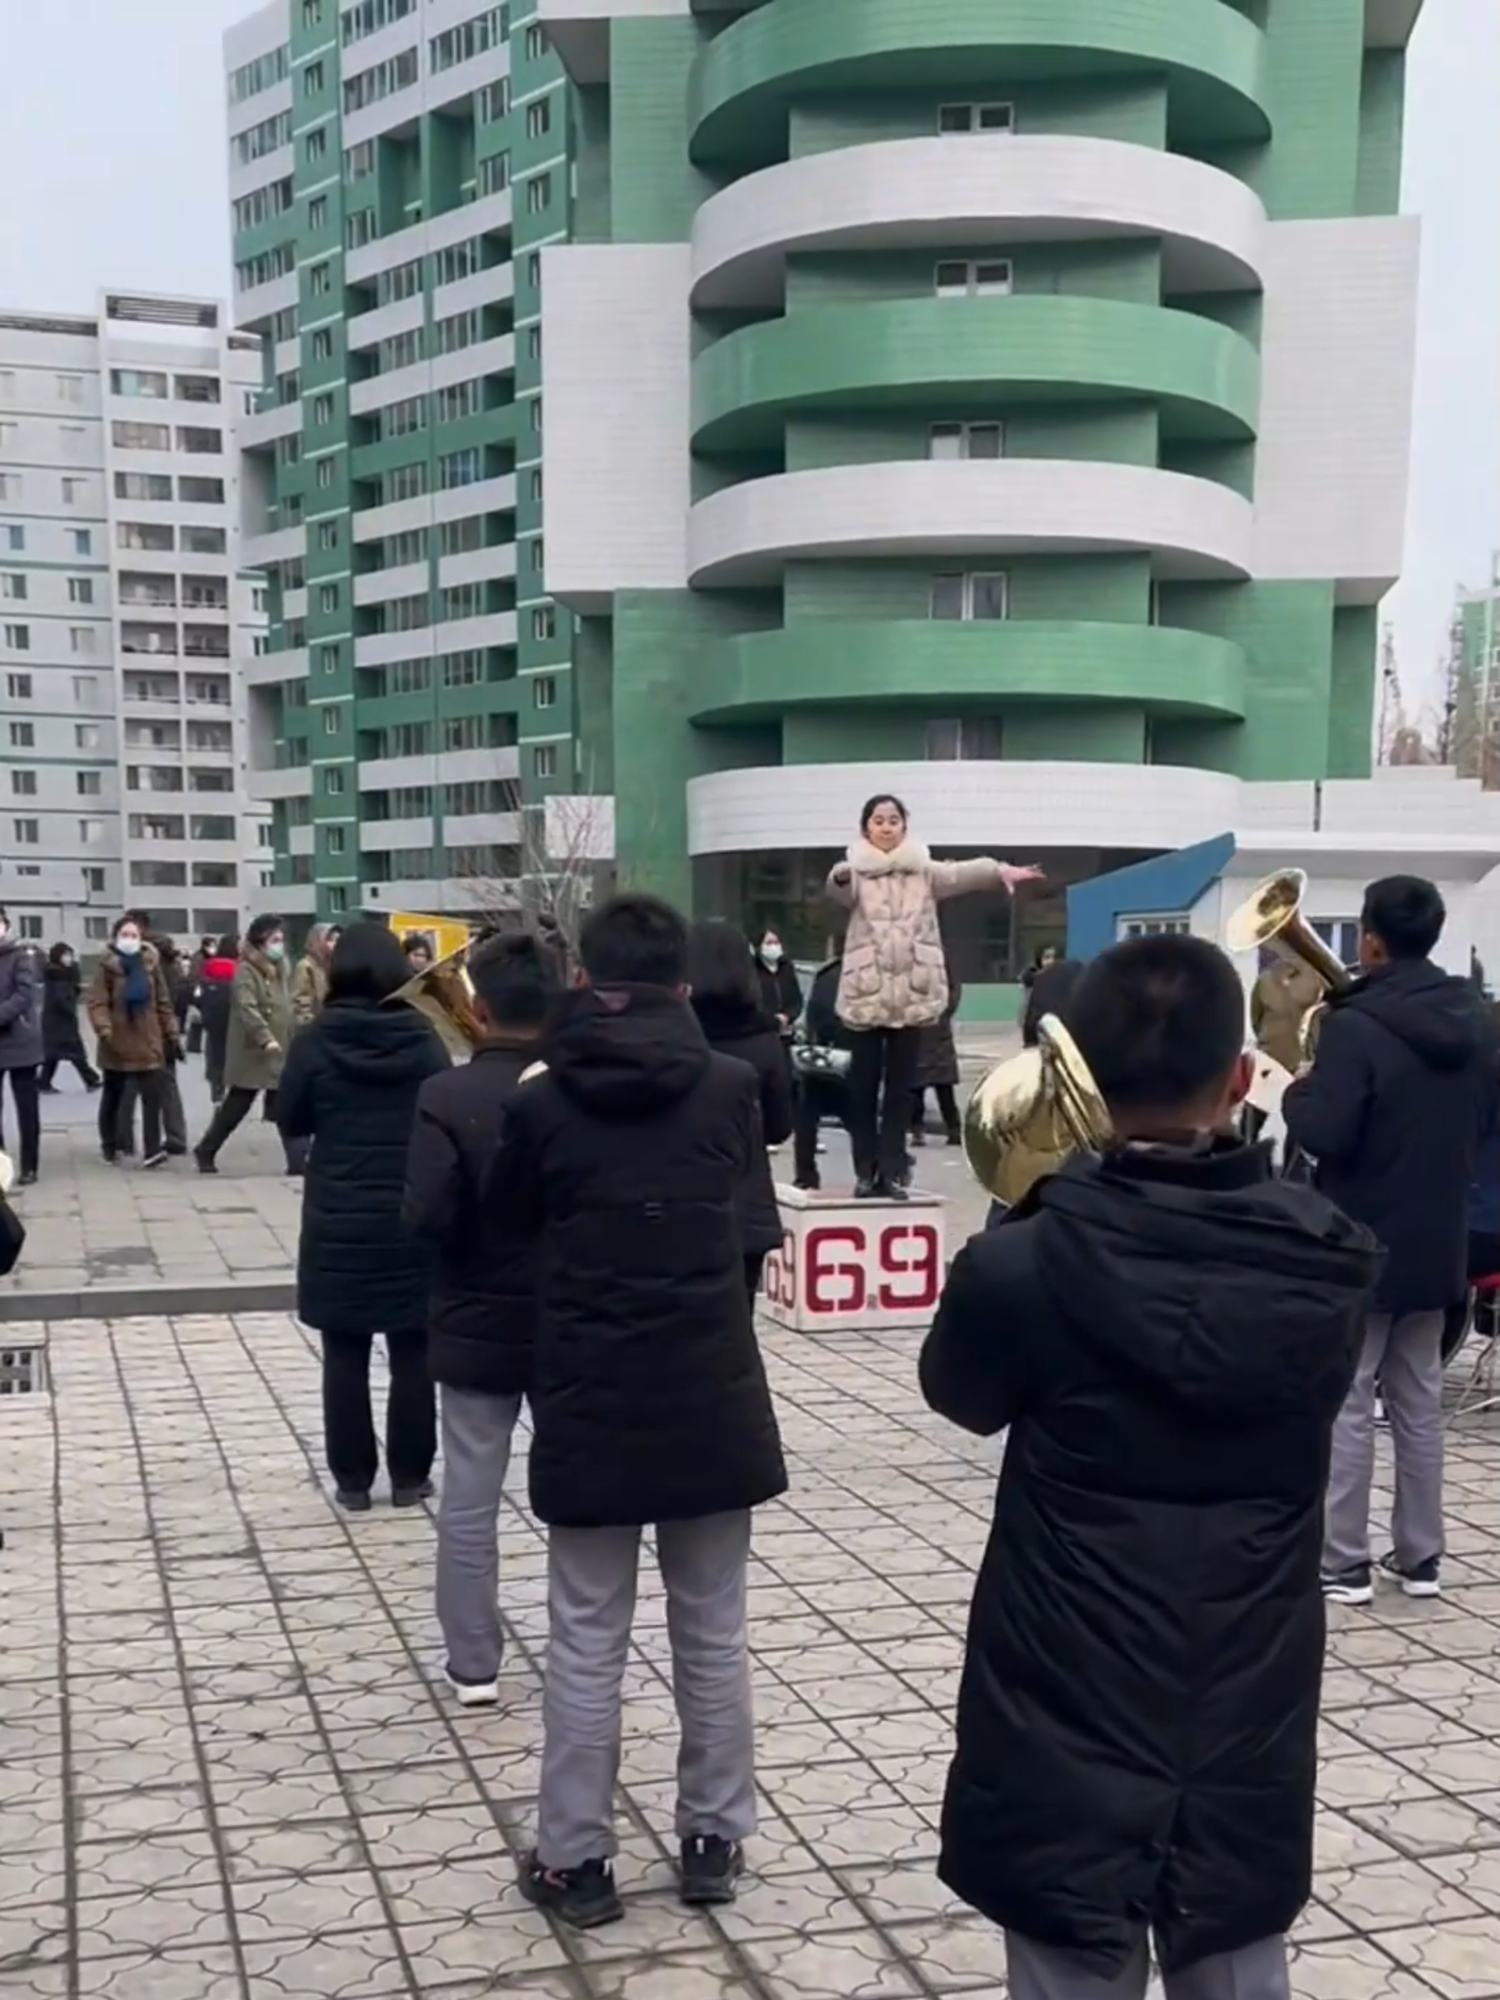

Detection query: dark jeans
xmin=160 ymin=1062 xmax=187 ymax=1151
xmin=0 ymin=1066 xmax=40 ymax=1177
xmin=40 ymin=1050 xmax=100 ymax=1091
xmin=99 ymin=1069 xmax=164 ymax=1160
xmin=847 ymin=1026 xmax=922 ymax=1184
xmin=197 ymin=1086 xmax=284 ymax=1166
xmin=910 ymin=1084 xmax=960 ymax=1137
xmin=320 ymin=1327 xmax=436 ymax=1497
xmin=792 ymin=1075 xmax=849 ymax=1186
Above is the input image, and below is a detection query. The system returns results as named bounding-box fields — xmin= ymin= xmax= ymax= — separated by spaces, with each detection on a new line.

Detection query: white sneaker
xmin=444 ymin=1666 xmax=500 ymax=1708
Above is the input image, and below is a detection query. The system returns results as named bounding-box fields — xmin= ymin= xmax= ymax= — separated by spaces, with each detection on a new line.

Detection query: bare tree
xmin=454 ymin=777 xmax=613 ymax=959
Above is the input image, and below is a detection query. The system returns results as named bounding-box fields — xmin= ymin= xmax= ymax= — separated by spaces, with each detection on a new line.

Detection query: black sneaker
xmin=1379 ymin=1552 xmax=1442 ymax=1599
xmin=391 ymin=1478 xmax=435 ymax=1508
xmin=1321 ymin=1564 xmax=1373 ymax=1606
xmin=193 ymin=1149 xmax=218 ymax=1175
xmin=791 ymin=1174 xmax=821 ymax=1193
xmin=335 ymin=1489 xmax=372 ymax=1513
xmin=517 ymin=1852 xmax=623 ymax=1930
xmin=853 ymin=1177 xmax=879 ymax=1200
xmin=679 ymin=1835 xmax=745 ymax=1907
xmin=141 ymin=1149 xmax=169 ymax=1171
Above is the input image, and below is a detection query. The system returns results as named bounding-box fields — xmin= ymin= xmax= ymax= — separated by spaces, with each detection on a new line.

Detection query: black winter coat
xmin=0 ymin=939 xmax=41 ymax=1071
xmin=1283 ymin=959 xmax=1498 ymax=1314
xmin=922 ymin=1141 xmax=1381 ymax=1979
xmin=914 ymin=981 xmax=962 ymax=1091
xmin=277 ymin=998 xmax=450 ymax=1334
xmin=42 ymin=963 xmax=86 ymax=1060
xmin=754 ymin=955 xmax=803 ymax=1034
xmin=690 ymin=995 xmax=794 ymax=1257
xmin=487 ymin=983 xmax=788 ymax=1529
xmin=403 ymin=1037 xmax=541 ymax=1397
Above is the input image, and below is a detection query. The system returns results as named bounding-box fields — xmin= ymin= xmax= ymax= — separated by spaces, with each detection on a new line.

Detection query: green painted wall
xmin=782 ymin=405 xmax=1159 ymax=471
xmin=1356 ymin=50 xmax=1406 ymax=218
xmin=782 ymin=554 xmax=1152 ymax=624
xmin=1158 ymin=580 xmax=1338 ymax=779
xmin=785 ymin=239 xmax=1162 ymax=310
xmin=788 ymin=78 xmax=1169 ymax=157
xmin=610 ymin=16 xmax=716 ymax=242
xmin=1328 ymin=604 xmax=1377 ymax=779
xmin=1003 ymin=706 xmax=1146 ymax=762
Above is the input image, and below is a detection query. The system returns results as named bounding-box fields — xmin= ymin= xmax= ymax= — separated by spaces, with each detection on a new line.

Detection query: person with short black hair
xmin=1284 ymin=873 xmax=1497 ymax=1606
xmin=40 ymin=942 xmax=100 ymax=1095
xmin=403 ymin=929 xmax=563 ymax=1706
xmin=922 ymin=934 xmax=1381 ymax=2000
xmin=402 ymin=931 xmax=435 ymax=975
xmin=487 ymin=892 xmax=787 ymax=1929
xmin=278 ymin=921 xmax=450 ymax=1509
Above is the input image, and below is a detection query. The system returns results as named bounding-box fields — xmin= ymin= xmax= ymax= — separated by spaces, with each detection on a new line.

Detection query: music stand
xmin=1447 ymin=1274 xmax=1500 ymax=1424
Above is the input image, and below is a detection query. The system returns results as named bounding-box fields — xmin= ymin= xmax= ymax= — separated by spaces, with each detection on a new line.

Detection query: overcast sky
xmin=0 ymin=0 xmax=1492 ymax=716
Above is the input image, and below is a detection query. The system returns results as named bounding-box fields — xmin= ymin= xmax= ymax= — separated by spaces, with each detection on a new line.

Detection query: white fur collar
xmin=848 ymin=836 xmax=931 ymax=875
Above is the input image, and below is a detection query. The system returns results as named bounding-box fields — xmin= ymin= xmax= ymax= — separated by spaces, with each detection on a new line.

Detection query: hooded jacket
xmin=0 ymin=937 xmax=42 ymax=1072
xmin=828 ymin=838 xmax=1003 ymax=1030
xmin=689 ymin=991 xmax=795 ymax=1258
xmin=193 ymin=956 xmax=237 ymax=1063
xmin=1283 ymin=958 xmax=1498 ymax=1313
xmin=225 ymin=944 xmax=294 ymax=1094
xmin=277 ymin=997 xmax=450 ymax=1332
xmin=41 ymin=957 xmax=86 ymax=1060
xmin=86 ymin=941 xmax=177 ymax=1073
xmin=921 ymin=1142 xmax=1381 ymax=1979
xmin=485 ymin=983 xmax=788 ymax=1528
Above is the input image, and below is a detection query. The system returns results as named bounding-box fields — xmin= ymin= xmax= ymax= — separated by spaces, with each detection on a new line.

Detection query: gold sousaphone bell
xmin=1223 ymin=867 xmax=1352 ymax=1060
xmin=386 ymin=942 xmax=488 ymax=1060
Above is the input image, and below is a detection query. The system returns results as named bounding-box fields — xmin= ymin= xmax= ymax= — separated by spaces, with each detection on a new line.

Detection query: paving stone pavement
xmin=5 ymin=1312 xmax=1500 ymax=1998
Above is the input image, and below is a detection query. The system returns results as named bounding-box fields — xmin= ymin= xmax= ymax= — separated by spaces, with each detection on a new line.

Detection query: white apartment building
xmin=0 ymin=293 xmax=271 ymax=950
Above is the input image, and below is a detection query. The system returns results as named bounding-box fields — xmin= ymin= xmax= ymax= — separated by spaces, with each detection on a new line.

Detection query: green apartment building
xmin=225 ymin=0 xmax=574 ymax=927
xmin=539 ymin=0 xmax=1424 ymax=983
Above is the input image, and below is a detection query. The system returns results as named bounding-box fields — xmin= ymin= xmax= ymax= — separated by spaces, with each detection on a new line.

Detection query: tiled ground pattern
xmin=6 ymin=1314 xmax=1500 ymax=1999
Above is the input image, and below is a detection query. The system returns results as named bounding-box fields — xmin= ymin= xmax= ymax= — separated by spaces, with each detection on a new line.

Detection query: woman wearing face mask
xmin=0 ymin=909 xmax=43 ymax=1185
xmin=39 ymin=943 xmax=101 ymax=1095
xmin=86 ymin=916 xmax=180 ymax=1168
xmin=828 ymin=794 xmax=1043 ymax=1199
xmin=751 ymin=929 xmax=803 ymax=1042
xmin=193 ymin=914 xmax=295 ymax=1174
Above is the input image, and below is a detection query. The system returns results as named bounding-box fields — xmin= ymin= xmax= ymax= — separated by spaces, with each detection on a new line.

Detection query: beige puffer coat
xmin=828 ymin=838 xmax=1005 ymax=1030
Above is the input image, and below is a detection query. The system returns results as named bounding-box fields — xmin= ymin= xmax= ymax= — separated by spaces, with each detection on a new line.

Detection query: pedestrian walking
xmin=193 ymin=935 xmax=237 ymax=1105
xmin=291 ymin=922 xmax=340 ymax=1030
xmin=488 ymin=894 xmax=787 ymax=1929
xmin=403 ymin=931 xmax=562 ymax=1704
xmin=86 ymin=916 xmax=179 ymax=1168
xmin=827 ymin=794 xmax=1041 ymax=1199
xmin=751 ymin=930 xmax=802 ymax=1040
xmin=688 ymin=921 xmax=794 ymax=1306
xmin=923 ymin=935 xmax=1381 ymax=2000
xmin=0 ymin=913 xmax=42 ymax=1185
xmin=193 ymin=916 xmax=295 ymax=1174
xmin=278 ymin=923 xmax=450 ymax=1510
xmin=39 ymin=943 xmax=100 ymax=1095
xmin=1284 ymin=876 xmax=1500 ymax=1605
xmin=910 ymin=959 xmax=963 ymax=1149
xmin=147 ymin=929 xmax=191 ymax=1157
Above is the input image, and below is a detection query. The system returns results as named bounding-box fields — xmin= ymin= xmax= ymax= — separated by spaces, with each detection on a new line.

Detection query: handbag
xmin=791 ymin=1043 xmax=852 ymax=1082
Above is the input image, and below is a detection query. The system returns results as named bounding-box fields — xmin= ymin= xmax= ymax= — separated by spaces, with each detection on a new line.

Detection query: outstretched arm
xmin=931 ymin=858 xmax=1045 ymax=902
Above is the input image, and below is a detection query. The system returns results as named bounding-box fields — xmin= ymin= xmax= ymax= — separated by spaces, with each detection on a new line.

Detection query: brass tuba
xmin=962 ymin=1014 xmax=1115 ymax=1209
xmin=386 ymin=942 xmax=486 ymax=1060
xmin=1224 ymin=868 xmax=1351 ymax=1059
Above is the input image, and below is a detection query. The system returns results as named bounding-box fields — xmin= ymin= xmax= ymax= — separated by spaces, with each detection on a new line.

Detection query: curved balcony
xmin=691 ymin=296 xmax=1261 ymax=453
xmin=690 ymin=620 xmax=1247 ymax=726
xmin=690 ymin=0 xmax=1270 ymax=167
xmin=686 ymin=461 xmax=1255 ymax=588
xmin=691 ymin=134 xmax=1267 ymax=309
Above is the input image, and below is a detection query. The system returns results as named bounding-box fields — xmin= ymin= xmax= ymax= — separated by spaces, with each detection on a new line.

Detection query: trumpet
xmin=1224 ymin=868 xmax=1351 ymax=1060
xmin=385 ymin=942 xmax=487 ymax=1060
xmin=962 ymin=1013 xmax=1114 ymax=1208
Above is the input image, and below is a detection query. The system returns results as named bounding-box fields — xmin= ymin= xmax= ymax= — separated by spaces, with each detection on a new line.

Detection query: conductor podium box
xmin=759 ymin=1184 xmax=947 ymax=1333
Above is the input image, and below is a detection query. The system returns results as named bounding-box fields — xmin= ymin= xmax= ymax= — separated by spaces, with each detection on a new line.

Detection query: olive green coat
xmin=224 ymin=946 xmax=294 ymax=1093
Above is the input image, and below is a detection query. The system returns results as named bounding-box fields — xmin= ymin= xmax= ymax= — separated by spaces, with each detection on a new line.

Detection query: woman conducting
xmin=828 ymin=794 xmax=1040 ymax=1200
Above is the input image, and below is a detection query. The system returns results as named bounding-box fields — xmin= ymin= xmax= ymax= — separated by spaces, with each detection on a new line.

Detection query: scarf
xmin=121 ymin=953 xmax=152 ymax=1019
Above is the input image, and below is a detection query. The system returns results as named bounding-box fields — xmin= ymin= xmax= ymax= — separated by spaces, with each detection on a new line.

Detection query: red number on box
xmin=805 ymin=1224 xmax=868 ymax=1314
xmin=762 ymin=1230 xmax=797 ymax=1310
xmin=877 ymin=1223 xmax=941 ymax=1313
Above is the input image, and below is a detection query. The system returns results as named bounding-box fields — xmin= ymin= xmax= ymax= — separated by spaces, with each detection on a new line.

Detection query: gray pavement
xmin=5 ymin=1310 xmax=1500 ymax=1998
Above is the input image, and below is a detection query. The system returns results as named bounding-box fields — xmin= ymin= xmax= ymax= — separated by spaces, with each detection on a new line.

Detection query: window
xmin=436 ymin=379 xmax=482 ymax=423
xmin=0 ymin=476 xmax=19 ymax=503
xmin=533 ymin=743 xmax=557 ymax=779
xmin=7 ymin=722 xmax=30 ymax=747
xmin=929 ymin=572 xmax=1008 ymax=621
xmin=479 ymin=79 xmax=510 ymax=122
xmin=380 ymin=329 xmax=422 ymax=372
xmin=0 ymin=574 xmax=25 ymax=600
xmin=72 ymin=529 xmax=91 ymax=555
xmin=68 ymin=576 xmax=94 ymax=605
xmin=310 ymin=261 xmax=332 ymax=297
xmin=935 ymin=259 xmax=1013 ymax=298
xmin=1118 ymin=914 xmax=1193 ymax=940
xmin=526 ymin=172 xmax=553 ymax=215
xmin=380 ymin=396 xmax=426 ymax=439
xmin=177 ymin=427 xmax=223 ymax=455
xmin=321 ymin=707 xmax=342 ymax=736
xmin=230 ymin=106 xmax=293 ymax=164
xmin=12 ymin=819 xmax=38 ymax=844
xmin=438 ymin=517 xmax=483 ymax=556
xmin=6 ymin=674 xmax=31 ymax=698
xmin=183 ymin=526 xmax=225 ymax=554
xmin=529 ymin=469 xmax=543 ymax=505
xmin=119 ymin=521 xmax=174 ymax=551
xmin=306 ymin=125 xmax=328 ymax=164
xmin=530 ymin=396 xmax=542 ymax=434
xmin=11 ymin=770 xmax=36 ymax=795
xmin=231 ymin=178 xmax=294 ymax=232
xmin=113 ymin=419 xmax=171 ymax=451
xmin=315 ymin=456 xmax=336 ymax=489
xmin=433 ymin=238 xmax=482 ymax=286
xmin=345 ymin=139 xmax=376 ymax=180
xmin=529 ymin=538 xmax=544 ymax=573
xmin=318 ymin=583 xmax=340 ymax=614
xmin=430 ymin=6 xmax=507 ymax=71
xmin=342 ymin=0 xmax=415 ymax=45
xmin=346 ymin=209 xmax=377 ymax=249
xmin=326 ymin=825 xmax=346 ymax=857
xmin=525 ymin=22 xmax=545 ymax=59
xmin=317 ymin=521 xmax=340 ymax=552
xmin=382 ymin=528 xmax=428 ymax=566
xmin=440 ymin=649 xmax=482 ymax=686
xmin=318 ymin=643 xmax=340 ymax=675
xmin=532 ymin=605 xmax=556 ymax=642
xmin=929 ymin=421 xmax=1004 ymax=460
xmin=925 ymin=718 xmax=1005 ymax=761
xmin=433 ymin=311 xmax=480 ymax=355
xmin=440 ymin=583 xmax=483 ymax=622
xmin=304 ymin=57 xmax=326 ymax=94
xmin=115 ymin=472 xmax=173 ymax=501
xmin=76 ymin=770 xmax=102 ymax=796
xmin=75 ymin=724 xmax=100 ymax=751
xmin=439 ymin=448 xmax=482 ymax=489
xmin=303 ymin=0 xmax=324 ymax=27
xmin=534 ymin=675 xmax=556 ymax=709
xmin=3 ymin=526 xmax=21 ymax=550
xmin=56 ymin=373 xmax=84 ymax=404
xmin=527 ymin=97 xmax=551 ymax=139
xmin=3 ymin=623 xmax=30 ymax=650
xmin=16 ymin=915 xmax=41 ymax=942
xmin=235 ymin=243 xmax=296 ymax=289
xmin=179 ymin=477 xmax=225 ymax=504
xmin=308 ymin=194 xmax=329 ymax=232
xmin=343 ymin=46 xmax=419 ymax=112
xmin=324 ymin=766 xmax=344 ymax=795
xmin=384 ymin=461 xmax=428 ymax=503
xmin=312 ymin=327 xmax=334 ymax=362
xmin=938 ymin=102 xmax=1015 ymax=134
xmin=478 ymin=151 xmax=510 ymax=196
xmin=83 ymin=915 xmax=109 ymax=941
xmin=84 ymin=866 xmax=106 ymax=893
xmin=1311 ymin=919 xmax=1361 ymax=970
xmin=70 ymin=627 xmax=96 ymax=655
xmin=527 ymin=325 xmax=542 ymax=363
xmin=377 ymin=259 xmax=423 ymax=306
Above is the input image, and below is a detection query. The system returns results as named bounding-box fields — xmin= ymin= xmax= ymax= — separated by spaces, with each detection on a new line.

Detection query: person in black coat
xmin=910 ymin=968 xmax=962 ymax=1147
xmin=39 ymin=943 xmax=100 ymax=1093
xmin=924 ymin=935 xmax=1380 ymax=2000
xmin=277 ymin=922 xmax=450 ymax=1511
xmin=403 ymin=931 xmax=562 ymax=1706
xmin=751 ymin=928 xmax=802 ymax=1039
xmin=488 ymin=894 xmax=787 ymax=1931
xmin=1283 ymin=876 xmax=1498 ymax=1605
xmin=791 ymin=953 xmax=854 ymax=1190
xmin=688 ymin=921 xmax=794 ymax=1304
xmin=192 ymin=934 xmax=238 ymax=1104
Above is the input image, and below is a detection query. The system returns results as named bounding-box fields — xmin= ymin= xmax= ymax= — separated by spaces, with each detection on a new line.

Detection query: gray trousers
xmin=435 ymin=1387 xmax=522 ymax=1685
xmin=1007 ymin=1932 xmax=1290 ymax=2000
xmin=536 ymin=1510 xmax=756 ymax=1870
xmin=1324 ymin=1309 xmax=1446 ymax=1574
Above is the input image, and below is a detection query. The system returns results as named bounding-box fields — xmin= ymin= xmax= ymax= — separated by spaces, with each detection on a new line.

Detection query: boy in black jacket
xmin=487 ymin=894 xmax=787 ymax=1930
xmin=923 ymin=936 xmax=1380 ymax=2000
xmin=402 ymin=932 xmax=561 ymax=1707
